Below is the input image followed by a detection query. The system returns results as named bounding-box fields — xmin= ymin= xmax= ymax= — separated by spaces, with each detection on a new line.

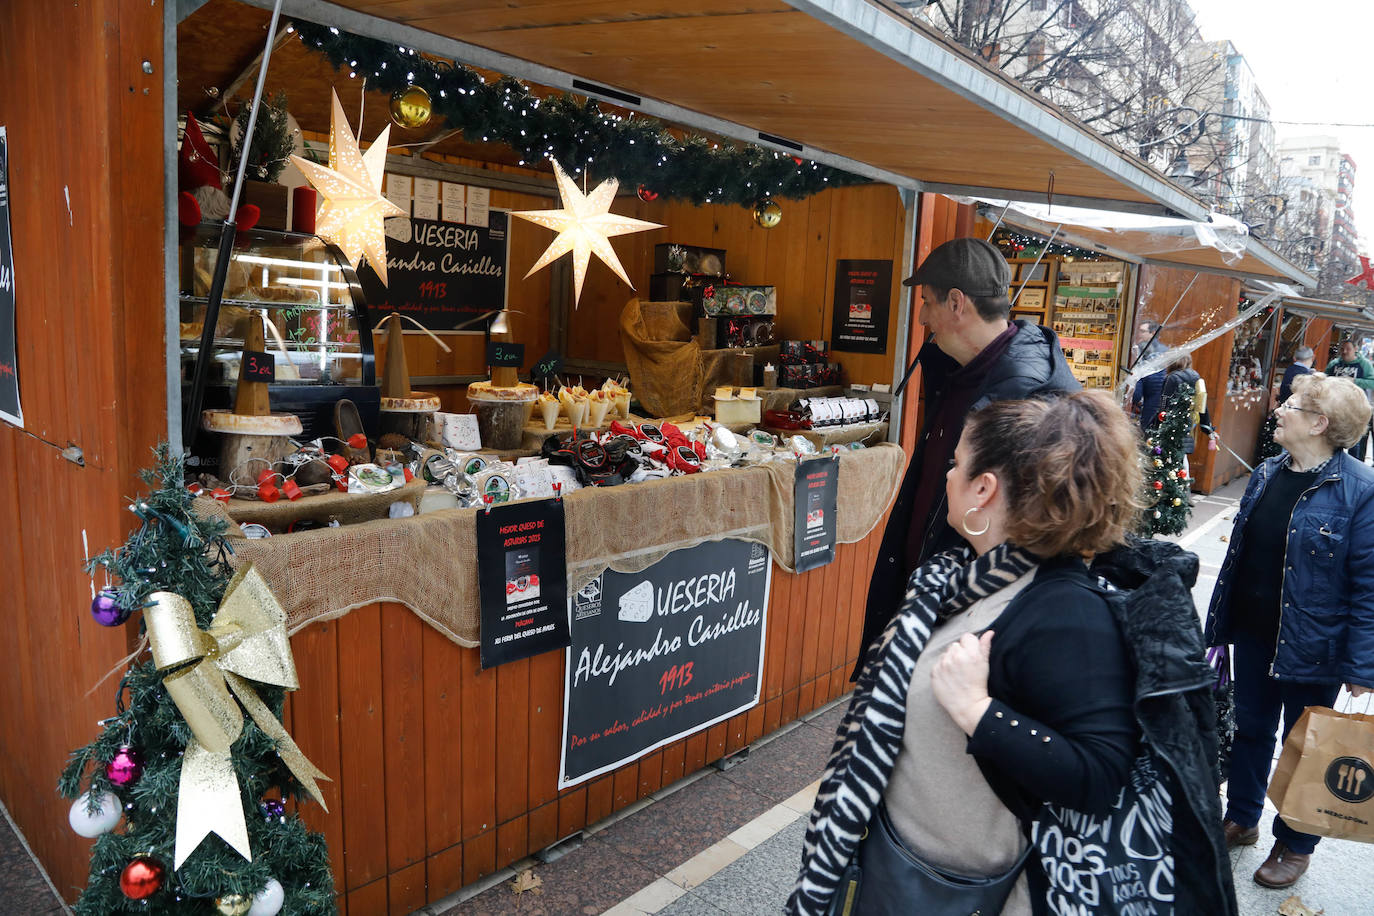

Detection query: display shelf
xmin=180 ymin=294 xmax=352 ymax=311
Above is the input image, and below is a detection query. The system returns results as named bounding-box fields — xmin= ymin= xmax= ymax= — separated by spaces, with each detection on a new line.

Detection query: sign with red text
xmin=0 ymin=127 xmax=20 ymax=427
xmin=559 ymin=538 xmax=771 ymax=787
xmin=476 ymin=497 xmax=570 ymax=669
xmin=793 ymin=456 xmax=838 ymax=572
xmin=831 ymin=259 xmax=892 ymax=353
xmin=381 ymin=211 xmax=508 ymax=332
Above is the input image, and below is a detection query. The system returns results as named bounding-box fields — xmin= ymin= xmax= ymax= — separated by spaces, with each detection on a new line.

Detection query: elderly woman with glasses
xmin=1207 ymin=372 xmax=1374 ymax=890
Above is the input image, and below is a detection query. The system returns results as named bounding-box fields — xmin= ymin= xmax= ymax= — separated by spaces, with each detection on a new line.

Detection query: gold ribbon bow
xmin=145 ymin=565 xmax=330 ymax=869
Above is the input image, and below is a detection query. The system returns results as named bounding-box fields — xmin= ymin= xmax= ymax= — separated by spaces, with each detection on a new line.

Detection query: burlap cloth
xmin=199 ymin=442 xmax=906 ymax=647
xmin=620 ymin=298 xmax=780 ymax=415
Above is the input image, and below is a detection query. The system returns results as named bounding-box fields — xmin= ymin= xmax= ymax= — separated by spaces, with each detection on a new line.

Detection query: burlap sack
xmin=1268 ymin=706 xmax=1374 ymax=842
xmin=207 ymin=443 xmax=906 ymax=648
xmin=620 ymin=298 xmax=704 ymax=417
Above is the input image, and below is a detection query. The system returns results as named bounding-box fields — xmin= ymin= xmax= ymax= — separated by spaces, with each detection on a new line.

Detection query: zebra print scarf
xmin=786 ymin=542 xmax=1038 ymax=916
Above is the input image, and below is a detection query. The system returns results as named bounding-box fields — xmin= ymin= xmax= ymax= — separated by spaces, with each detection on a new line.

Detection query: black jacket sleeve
xmin=968 ymin=581 xmax=1139 ymax=815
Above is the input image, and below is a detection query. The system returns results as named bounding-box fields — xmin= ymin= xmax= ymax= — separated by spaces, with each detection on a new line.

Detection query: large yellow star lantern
xmin=510 ymin=159 xmax=663 ymax=306
xmin=289 ymin=90 xmax=406 ymax=285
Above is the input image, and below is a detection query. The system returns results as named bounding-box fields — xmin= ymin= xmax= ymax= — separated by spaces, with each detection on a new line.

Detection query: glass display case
xmin=179 ymin=224 xmax=379 ymax=444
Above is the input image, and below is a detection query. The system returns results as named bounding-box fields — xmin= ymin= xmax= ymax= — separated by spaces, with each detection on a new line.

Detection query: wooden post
xmin=234 ymin=314 xmax=271 ymax=416
xmin=381 ymin=313 xmax=413 ymax=399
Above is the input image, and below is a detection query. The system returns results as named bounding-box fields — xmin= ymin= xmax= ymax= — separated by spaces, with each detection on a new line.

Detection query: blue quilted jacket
xmin=1206 ymin=450 xmax=1374 ymax=687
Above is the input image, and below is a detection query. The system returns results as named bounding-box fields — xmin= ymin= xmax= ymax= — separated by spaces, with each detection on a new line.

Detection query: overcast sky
xmin=1188 ymin=0 xmax=1372 ymax=252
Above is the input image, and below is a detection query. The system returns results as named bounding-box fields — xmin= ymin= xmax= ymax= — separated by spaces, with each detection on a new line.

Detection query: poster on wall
xmin=380 ymin=211 xmax=509 ymax=332
xmin=793 ymin=456 xmax=839 ymax=572
xmin=831 ymin=259 xmax=892 ymax=354
xmin=559 ymin=538 xmax=772 ymax=787
xmin=0 ymin=127 xmax=20 ymax=427
xmin=475 ymin=497 xmax=571 ymax=669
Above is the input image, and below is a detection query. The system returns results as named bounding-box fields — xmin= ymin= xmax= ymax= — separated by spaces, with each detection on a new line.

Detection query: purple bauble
xmin=91 ymin=590 xmax=131 ymax=627
xmin=105 ymin=746 xmax=143 ymax=787
xmin=260 ymin=798 xmax=287 ymax=819
xmin=1152 ymin=446 xmax=1163 ymax=456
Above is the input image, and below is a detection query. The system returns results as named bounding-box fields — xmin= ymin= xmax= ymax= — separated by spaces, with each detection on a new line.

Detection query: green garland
xmin=290 ymin=21 xmax=868 ymax=207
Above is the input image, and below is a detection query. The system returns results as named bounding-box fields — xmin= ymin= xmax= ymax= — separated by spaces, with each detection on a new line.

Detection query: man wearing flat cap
xmin=853 ymin=237 xmax=1079 ymax=675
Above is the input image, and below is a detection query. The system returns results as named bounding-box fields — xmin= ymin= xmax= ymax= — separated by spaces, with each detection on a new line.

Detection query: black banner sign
xmin=486 ymin=340 xmax=525 ymax=367
xmin=532 ymin=349 xmax=562 ymax=382
xmin=0 ymin=127 xmax=20 ymax=427
xmin=831 ymin=258 xmax=892 ymax=354
xmin=476 ymin=497 xmax=571 ymax=669
xmin=793 ymin=456 xmax=838 ymax=572
xmin=560 ymin=538 xmax=771 ymax=787
xmin=240 ymin=350 xmax=275 ymax=382
xmin=381 ymin=212 xmax=509 ymax=332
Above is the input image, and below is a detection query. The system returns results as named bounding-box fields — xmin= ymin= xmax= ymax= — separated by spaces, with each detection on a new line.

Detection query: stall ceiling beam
xmin=237 ymin=0 xmax=1207 ymax=218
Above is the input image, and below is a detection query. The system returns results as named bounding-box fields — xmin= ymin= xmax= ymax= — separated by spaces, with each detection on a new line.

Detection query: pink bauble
xmin=105 ymin=745 xmax=143 ymax=787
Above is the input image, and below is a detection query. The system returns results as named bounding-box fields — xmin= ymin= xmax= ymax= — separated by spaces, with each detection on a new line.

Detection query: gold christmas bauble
xmin=389 ymin=85 xmax=433 ymax=129
xmin=753 ymin=199 xmax=782 ymax=229
xmin=215 ymin=893 xmax=252 ymax=916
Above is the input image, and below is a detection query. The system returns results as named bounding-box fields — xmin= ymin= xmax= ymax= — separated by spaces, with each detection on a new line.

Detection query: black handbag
xmin=828 ymin=803 xmax=1031 ymax=916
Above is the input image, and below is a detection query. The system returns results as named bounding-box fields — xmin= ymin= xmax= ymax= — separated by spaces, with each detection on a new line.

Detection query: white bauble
xmin=67 ymin=791 xmax=122 ymax=837
xmin=247 ymin=878 xmax=285 ymax=916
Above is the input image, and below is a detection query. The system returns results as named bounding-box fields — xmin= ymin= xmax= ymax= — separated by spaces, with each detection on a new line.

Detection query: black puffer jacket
xmin=855 ymin=320 xmax=1079 ymax=676
xmin=1090 ymin=537 xmax=1239 ymax=916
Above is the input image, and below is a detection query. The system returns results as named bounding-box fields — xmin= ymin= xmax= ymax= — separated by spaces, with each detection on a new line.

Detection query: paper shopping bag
xmin=1267 ymin=706 xmax=1374 ymax=842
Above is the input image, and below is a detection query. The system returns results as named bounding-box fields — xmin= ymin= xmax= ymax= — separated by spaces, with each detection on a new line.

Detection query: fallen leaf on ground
xmin=511 ymin=869 xmax=543 ymax=895
xmin=1278 ymin=894 xmax=1323 ymax=916
xmin=1219 ymin=534 xmax=1229 ymax=542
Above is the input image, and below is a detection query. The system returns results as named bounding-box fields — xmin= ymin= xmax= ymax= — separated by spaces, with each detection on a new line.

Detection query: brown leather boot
xmin=1253 ymin=841 xmax=1311 ymax=888
xmin=1223 ymin=819 xmax=1259 ymax=848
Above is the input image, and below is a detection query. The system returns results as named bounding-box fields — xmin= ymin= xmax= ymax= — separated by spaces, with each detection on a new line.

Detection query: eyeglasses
xmin=1277 ymin=399 xmax=1323 ymax=417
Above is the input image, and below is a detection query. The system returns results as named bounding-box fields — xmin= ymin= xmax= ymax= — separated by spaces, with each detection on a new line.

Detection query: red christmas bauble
xmin=1176 ymin=469 xmax=1188 ymax=479
xmin=636 ymin=185 xmax=659 ymax=202
xmin=1158 ymin=411 xmax=1167 ymax=421
xmin=119 ymin=856 xmax=165 ymax=900
xmin=1152 ymin=481 xmax=1164 ymax=490
xmin=791 ymin=156 xmax=804 ymax=166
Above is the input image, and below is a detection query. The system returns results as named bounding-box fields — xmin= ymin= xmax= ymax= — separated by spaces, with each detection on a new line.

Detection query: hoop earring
xmin=961 ymin=506 xmax=990 ymax=538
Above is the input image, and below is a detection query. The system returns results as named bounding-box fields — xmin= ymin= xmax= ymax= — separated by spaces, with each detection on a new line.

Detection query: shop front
xmin=1 ymin=1 xmax=1244 ymax=912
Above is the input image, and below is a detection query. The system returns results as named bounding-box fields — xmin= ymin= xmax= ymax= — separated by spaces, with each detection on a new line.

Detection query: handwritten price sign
xmin=533 ymin=349 xmax=562 ymax=380
xmin=486 ymin=341 xmax=525 ymax=367
xmin=240 ymin=350 xmax=275 ymax=382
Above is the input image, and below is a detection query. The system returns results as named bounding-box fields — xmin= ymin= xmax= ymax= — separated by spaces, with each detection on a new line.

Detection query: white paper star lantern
xmin=510 ymin=159 xmax=663 ymax=306
xmin=289 ymin=90 xmax=406 ymax=285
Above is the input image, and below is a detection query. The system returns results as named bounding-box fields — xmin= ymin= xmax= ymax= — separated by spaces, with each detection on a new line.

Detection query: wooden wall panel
xmin=274 ymin=525 xmax=880 ymax=912
xmin=0 ymin=0 xmax=167 ymax=903
xmin=1132 ymin=266 xmax=1243 ymax=494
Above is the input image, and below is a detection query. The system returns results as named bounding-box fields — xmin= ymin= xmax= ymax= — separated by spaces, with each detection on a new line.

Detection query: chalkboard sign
xmin=793 ymin=456 xmax=838 ymax=572
xmin=486 ymin=341 xmax=525 ymax=367
xmin=240 ymin=350 xmax=275 ymax=382
xmin=0 ymin=127 xmax=20 ymax=427
xmin=380 ymin=211 xmax=509 ymax=332
xmin=475 ymin=498 xmax=571 ymax=669
xmin=532 ymin=349 xmax=562 ymax=381
xmin=560 ymin=538 xmax=771 ymax=787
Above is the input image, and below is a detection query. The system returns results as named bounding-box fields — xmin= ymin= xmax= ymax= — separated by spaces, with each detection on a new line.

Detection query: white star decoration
xmin=289 ymin=90 xmax=406 ymax=285
xmin=510 ymin=159 xmax=663 ymax=306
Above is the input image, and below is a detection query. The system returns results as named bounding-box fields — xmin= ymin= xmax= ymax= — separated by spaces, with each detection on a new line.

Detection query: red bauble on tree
xmin=1153 ymin=480 xmax=1164 ymax=490
xmin=119 ymin=856 xmax=165 ymax=900
xmin=636 ymin=185 xmax=659 ymax=202
xmin=105 ymin=745 xmax=143 ymax=787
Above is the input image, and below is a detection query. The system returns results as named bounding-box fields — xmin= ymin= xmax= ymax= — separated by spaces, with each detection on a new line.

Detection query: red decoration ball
xmin=105 ymin=746 xmax=143 ymax=788
xmin=1158 ymin=411 xmax=1167 ymax=421
xmin=791 ymin=156 xmax=804 ymax=166
xmin=119 ymin=856 xmax=164 ymax=900
xmin=636 ymin=185 xmax=659 ymax=202
xmin=1152 ymin=481 xmax=1164 ymax=490
xmin=1176 ymin=469 xmax=1188 ymax=479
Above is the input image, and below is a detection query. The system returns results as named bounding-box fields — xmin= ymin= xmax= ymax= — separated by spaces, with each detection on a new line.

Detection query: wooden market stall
xmin=1 ymin=1 xmax=1266 ymax=913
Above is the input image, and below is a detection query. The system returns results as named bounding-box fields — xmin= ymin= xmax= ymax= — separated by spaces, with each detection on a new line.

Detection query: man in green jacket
xmin=1325 ymin=339 xmax=1374 ymax=460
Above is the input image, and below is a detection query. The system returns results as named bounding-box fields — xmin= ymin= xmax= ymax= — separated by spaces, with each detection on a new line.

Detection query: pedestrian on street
xmin=855 ymin=237 xmax=1078 ymax=678
xmin=791 ymin=393 xmax=1236 ymax=916
xmin=1323 ymin=339 xmax=1374 ymax=460
xmin=1157 ymin=352 xmax=1216 ymax=478
xmin=1278 ymin=346 xmax=1315 ymax=407
xmin=1130 ymin=319 xmax=1168 ymax=432
xmin=1206 ymin=372 xmax=1374 ymax=890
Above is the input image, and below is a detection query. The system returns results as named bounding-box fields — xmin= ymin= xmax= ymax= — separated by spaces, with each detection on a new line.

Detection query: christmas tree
xmin=58 ymin=445 xmax=335 ymax=915
xmin=1255 ymin=411 xmax=1282 ymax=462
xmin=1138 ymin=384 xmax=1196 ymax=536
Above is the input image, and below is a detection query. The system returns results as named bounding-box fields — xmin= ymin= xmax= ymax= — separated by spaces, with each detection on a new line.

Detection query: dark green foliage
xmin=232 ymin=91 xmax=294 ymax=184
xmin=1138 ymin=384 xmax=1195 ymax=536
xmin=290 ymin=21 xmax=868 ymax=207
xmin=1256 ymin=411 xmax=1281 ymax=462
xmin=58 ymin=445 xmax=335 ymax=914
